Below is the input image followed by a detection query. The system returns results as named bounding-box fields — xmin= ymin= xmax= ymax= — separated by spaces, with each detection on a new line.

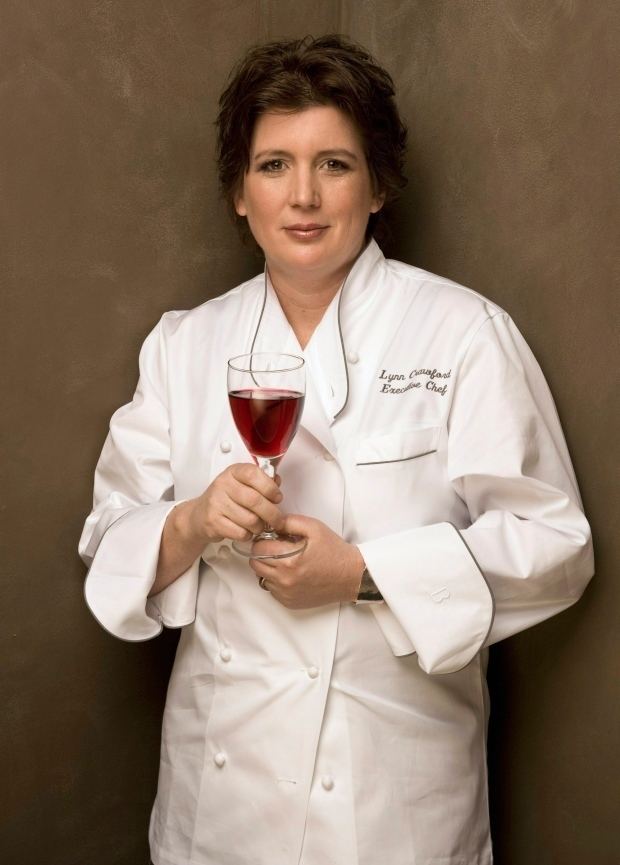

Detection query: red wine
xmin=229 ymin=389 xmax=305 ymax=458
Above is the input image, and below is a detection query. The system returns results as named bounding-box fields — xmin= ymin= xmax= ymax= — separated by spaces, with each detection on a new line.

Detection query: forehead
xmin=249 ymin=105 xmax=365 ymax=153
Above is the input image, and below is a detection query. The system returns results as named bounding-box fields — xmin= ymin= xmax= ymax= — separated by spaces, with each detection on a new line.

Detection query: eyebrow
xmin=251 ymin=148 xmax=360 ymax=162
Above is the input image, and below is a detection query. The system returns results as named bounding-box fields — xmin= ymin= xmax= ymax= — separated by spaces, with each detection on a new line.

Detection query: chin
xmin=277 ymin=249 xmax=336 ymax=273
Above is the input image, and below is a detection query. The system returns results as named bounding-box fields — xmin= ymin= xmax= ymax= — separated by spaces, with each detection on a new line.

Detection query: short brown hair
xmin=216 ymin=34 xmax=408 ymax=242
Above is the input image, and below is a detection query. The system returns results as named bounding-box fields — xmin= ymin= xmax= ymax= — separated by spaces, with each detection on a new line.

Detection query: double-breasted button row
xmin=213 ymin=750 xmax=333 ymax=793
xmin=218 ymin=647 xmax=315 ymax=672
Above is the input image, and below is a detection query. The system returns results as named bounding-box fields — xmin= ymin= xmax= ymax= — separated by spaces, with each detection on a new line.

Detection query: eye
xmin=258 ymin=159 xmax=286 ymax=173
xmin=323 ymin=159 xmax=349 ymax=172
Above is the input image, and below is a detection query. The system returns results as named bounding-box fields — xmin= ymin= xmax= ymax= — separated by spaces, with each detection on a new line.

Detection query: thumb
xmin=281 ymin=513 xmax=317 ymax=538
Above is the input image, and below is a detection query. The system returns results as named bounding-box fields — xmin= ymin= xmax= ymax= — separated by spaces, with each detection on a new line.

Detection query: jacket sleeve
xmin=78 ymin=314 xmax=200 ymax=641
xmin=359 ymin=313 xmax=594 ymax=674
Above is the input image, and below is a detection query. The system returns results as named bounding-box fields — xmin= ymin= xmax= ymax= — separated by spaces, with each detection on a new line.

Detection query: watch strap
xmin=354 ymin=566 xmax=384 ymax=605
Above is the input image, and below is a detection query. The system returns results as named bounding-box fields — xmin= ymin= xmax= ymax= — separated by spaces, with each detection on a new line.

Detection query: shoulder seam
xmin=384 ymin=259 xmax=506 ymax=315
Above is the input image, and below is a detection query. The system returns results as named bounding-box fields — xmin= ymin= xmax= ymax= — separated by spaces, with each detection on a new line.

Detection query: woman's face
xmin=235 ymin=105 xmax=384 ymax=288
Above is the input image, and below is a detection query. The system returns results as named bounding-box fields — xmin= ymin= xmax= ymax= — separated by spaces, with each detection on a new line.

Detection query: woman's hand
xmin=186 ymin=463 xmax=284 ymax=545
xmin=151 ymin=464 xmax=283 ymax=596
xmin=249 ymin=515 xmax=364 ymax=609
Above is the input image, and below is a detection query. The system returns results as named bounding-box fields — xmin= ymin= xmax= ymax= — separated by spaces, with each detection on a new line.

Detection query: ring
xmin=258 ymin=576 xmax=270 ymax=591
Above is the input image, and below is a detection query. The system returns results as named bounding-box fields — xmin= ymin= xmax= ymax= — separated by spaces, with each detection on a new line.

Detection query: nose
xmin=289 ymin=166 xmax=320 ymax=208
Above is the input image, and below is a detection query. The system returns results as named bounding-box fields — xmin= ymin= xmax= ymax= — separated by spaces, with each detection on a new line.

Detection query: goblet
xmin=227 ymin=352 xmax=306 ymax=559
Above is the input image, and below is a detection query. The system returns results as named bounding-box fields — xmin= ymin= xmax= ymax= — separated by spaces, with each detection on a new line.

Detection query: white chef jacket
xmin=79 ymin=240 xmax=593 ymax=865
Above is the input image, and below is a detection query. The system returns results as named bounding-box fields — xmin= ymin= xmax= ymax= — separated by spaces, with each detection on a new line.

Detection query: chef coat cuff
xmin=84 ymin=501 xmax=199 ymax=641
xmin=358 ymin=522 xmax=494 ymax=674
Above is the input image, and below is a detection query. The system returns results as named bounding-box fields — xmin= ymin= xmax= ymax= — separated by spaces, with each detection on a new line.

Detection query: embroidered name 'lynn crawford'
xmin=378 ymin=367 xmax=452 ymax=396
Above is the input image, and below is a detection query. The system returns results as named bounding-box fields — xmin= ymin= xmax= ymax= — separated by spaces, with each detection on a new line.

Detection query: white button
xmin=219 ymin=545 xmax=232 ymax=559
xmin=322 ymin=451 xmax=335 ymax=461
xmin=307 ymin=666 xmax=319 ymax=679
xmin=219 ymin=647 xmax=232 ymax=662
xmin=321 ymin=775 xmax=335 ymax=791
xmin=213 ymin=752 xmax=227 ymax=768
xmin=347 ymin=351 xmax=359 ymax=364
xmin=220 ymin=441 xmax=232 ymax=453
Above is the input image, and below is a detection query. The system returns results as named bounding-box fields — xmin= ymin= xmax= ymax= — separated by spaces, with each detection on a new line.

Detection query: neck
xmin=268 ymin=269 xmax=343 ymax=350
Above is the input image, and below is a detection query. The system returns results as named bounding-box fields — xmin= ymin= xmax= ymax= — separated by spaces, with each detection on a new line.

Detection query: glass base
xmin=232 ymin=532 xmax=307 ymax=560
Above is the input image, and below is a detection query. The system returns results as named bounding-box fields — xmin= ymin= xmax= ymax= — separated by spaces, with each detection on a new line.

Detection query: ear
xmin=234 ymin=191 xmax=247 ymax=217
xmin=369 ymin=190 xmax=386 ymax=214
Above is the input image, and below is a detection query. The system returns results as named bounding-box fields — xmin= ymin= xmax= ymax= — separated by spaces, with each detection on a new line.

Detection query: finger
xmin=230 ymin=464 xmax=282 ymax=502
xmin=248 ymin=558 xmax=276 ymax=577
xmin=230 ymin=483 xmax=284 ymax=529
xmin=219 ymin=516 xmax=253 ymax=542
xmin=221 ymin=499 xmax=265 ymax=535
xmin=280 ymin=513 xmax=315 ymax=540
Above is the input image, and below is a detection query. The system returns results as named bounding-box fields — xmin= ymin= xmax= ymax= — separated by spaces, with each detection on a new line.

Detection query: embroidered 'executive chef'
xmin=379 ymin=367 xmax=452 ymax=396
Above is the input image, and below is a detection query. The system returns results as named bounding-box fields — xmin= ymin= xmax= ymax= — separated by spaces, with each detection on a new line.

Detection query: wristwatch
xmin=354 ymin=565 xmax=384 ymax=605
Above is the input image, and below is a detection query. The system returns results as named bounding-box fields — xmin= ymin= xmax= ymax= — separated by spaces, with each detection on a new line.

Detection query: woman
xmin=79 ymin=35 xmax=594 ymax=865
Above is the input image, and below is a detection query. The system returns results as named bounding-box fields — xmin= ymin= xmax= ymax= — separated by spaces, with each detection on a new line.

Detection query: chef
xmin=79 ymin=35 xmax=594 ymax=865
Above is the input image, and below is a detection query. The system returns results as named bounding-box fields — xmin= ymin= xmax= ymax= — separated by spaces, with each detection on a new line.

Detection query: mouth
xmin=283 ymin=224 xmax=328 ymax=240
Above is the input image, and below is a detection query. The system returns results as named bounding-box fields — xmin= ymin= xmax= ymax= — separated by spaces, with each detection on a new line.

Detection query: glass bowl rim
xmin=227 ymin=352 xmax=305 ymax=374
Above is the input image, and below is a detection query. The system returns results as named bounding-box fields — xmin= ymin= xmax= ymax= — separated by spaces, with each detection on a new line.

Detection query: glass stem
xmin=257 ymin=457 xmax=276 ymax=479
xmin=257 ymin=457 xmax=277 ymax=536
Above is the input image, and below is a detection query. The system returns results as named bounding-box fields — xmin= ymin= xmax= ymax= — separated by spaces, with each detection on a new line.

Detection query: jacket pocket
xmin=356 ymin=426 xmax=441 ymax=466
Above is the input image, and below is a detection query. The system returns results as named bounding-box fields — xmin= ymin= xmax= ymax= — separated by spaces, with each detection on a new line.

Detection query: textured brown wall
xmin=1 ymin=2 xmax=617 ymax=863
xmin=344 ymin=3 xmax=620 ymax=859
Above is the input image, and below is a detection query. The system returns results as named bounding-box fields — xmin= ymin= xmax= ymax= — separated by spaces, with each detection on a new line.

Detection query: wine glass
xmin=227 ymin=352 xmax=307 ymax=559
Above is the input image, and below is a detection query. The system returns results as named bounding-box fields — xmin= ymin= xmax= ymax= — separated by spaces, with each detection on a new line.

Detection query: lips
xmin=284 ymin=223 xmax=328 ymax=239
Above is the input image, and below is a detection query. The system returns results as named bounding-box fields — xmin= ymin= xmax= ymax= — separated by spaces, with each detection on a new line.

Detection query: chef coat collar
xmin=248 ymin=238 xmax=384 ymax=416
xmin=336 ymin=238 xmax=384 ymax=329
xmin=248 ymin=270 xmax=336 ymax=455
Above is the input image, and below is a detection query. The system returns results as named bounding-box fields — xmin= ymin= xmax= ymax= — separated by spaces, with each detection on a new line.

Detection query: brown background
xmin=1 ymin=1 xmax=618 ymax=863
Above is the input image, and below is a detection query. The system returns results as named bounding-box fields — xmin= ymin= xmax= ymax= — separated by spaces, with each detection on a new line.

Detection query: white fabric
xmin=79 ymin=240 xmax=593 ymax=865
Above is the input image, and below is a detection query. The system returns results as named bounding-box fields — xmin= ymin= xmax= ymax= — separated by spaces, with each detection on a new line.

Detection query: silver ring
xmin=258 ymin=576 xmax=269 ymax=591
